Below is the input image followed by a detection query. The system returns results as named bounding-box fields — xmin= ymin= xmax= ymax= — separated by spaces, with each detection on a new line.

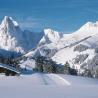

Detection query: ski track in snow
xmin=48 ymin=74 xmax=71 ymax=85
xmin=37 ymin=73 xmax=71 ymax=85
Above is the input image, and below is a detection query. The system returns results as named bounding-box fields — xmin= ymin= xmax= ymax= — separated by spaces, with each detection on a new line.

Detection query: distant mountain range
xmin=1 ymin=16 xmax=98 ymax=74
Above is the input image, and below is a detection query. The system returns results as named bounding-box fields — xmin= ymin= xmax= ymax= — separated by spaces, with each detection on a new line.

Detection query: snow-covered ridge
xmin=1 ymin=15 xmax=98 ymax=74
xmin=78 ymin=21 xmax=98 ymax=31
xmin=24 ymin=20 xmax=98 ymax=75
xmin=73 ymin=21 xmax=98 ymax=37
xmin=52 ymin=21 xmax=98 ymax=73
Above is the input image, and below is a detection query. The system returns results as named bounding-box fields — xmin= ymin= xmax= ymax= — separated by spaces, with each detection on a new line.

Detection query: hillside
xmin=24 ymin=21 xmax=98 ymax=76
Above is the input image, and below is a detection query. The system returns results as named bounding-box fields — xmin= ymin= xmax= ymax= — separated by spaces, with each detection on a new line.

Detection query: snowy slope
xmin=52 ymin=33 xmax=98 ymax=70
xmin=24 ymin=21 xmax=98 ymax=74
xmin=24 ymin=29 xmax=62 ymax=58
xmin=20 ymin=59 xmax=36 ymax=70
xmin=0 ymin=73 xmax=98 ymax=98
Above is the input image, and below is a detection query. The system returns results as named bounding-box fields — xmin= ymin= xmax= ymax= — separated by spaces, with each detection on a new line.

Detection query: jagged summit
xmin=39 ymin=29 xmax=61 ymax=45
xmin=4 ymin=16 xmax=18 ymax=26
xmin=0 ymin=16 xmax=43 ymax=57
xmin=0 ymin=16 xmax=21 ymax=37
xmin=44 ymin=29 xmax=60 ymax=38
xmin=1 ymin=16 xmax=19 ymax=28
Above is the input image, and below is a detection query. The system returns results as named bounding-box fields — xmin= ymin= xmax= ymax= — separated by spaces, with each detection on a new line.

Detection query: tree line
xmin=34 ymin=56 xmax=77 ymax=75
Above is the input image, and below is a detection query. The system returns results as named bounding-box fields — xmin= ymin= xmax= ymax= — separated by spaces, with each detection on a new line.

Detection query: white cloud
xmin=18 ymin=17 xmax=39 ymax=29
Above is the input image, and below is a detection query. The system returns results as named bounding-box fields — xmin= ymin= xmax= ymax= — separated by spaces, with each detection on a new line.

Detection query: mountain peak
xmin=1 ymin=16 xmax=19 ymax=28
xmin=44 ymin=28 xmax=53 ymax=33
xmin=79 ymin=21 xmax=98 ymax=31
xmin=39 ymin=29 xmax=61 ymax=45
xmin=0 ymin=16 xmax=42 ymax=56
xmin=4 ymin=16 xmax=10 ymax=21
xmin=74 ymin=21 xmax=98 ymax=37
xmin=84 ymin=21 xmax=98 ymax=28
xmin=44 ymin=28 xmax=60 ymax=37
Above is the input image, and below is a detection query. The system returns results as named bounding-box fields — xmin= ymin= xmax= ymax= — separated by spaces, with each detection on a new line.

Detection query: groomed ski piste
xmin=0 ymin=73 xmax=98 ymax=98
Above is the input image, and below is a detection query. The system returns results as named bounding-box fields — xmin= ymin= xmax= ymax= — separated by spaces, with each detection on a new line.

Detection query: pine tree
xmin=64 ymin=61 xmax=70 ymax=74
xmin=83 ymin=68 xmax=92 ymax=77
xmin=35 ymin=56 xmax=45 ymax=72
xmin=94 ymin=68 xmax=98 ymax=78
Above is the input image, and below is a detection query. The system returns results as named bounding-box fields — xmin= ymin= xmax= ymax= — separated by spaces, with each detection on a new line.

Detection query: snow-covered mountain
xmin=0 ymin=16 xmax=43 ymax=57
xmin=39 ymin=29 xmax=61 ymax=45
xmin=25 ymin=29 xmax=62 ymax=58
xmin=52 ymin=22 xmax=98 ymax=74
xmin=1 ymin=16 xmax=98 ymax=74
xmin=24 ymin=21 xmax=98 ymax=74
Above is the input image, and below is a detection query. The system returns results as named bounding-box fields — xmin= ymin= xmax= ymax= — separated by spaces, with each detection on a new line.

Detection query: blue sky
xmin=0 ymin=0 xmax=98 ymax=33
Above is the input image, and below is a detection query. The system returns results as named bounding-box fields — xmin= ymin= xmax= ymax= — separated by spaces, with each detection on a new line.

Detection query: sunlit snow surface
xmin=0 ymin=73 xmax=98 ymax=98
